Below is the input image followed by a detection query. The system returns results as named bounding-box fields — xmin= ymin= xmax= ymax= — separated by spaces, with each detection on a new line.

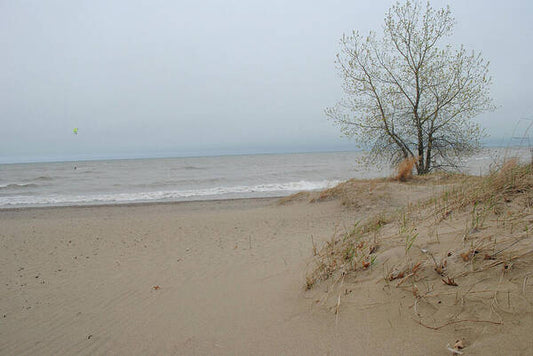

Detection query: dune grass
xmin=306 ymin=160 xmax=533 ymax=293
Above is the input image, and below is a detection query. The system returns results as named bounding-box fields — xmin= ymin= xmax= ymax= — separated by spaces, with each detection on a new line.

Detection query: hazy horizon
xmin=0 ymin=142 xmax=358 ymax=164
xmin=2 ymin=1 xmax=532 ymax=164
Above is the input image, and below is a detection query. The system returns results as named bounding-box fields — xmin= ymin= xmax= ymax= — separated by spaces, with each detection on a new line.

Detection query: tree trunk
xmin=425 ymin=134 xmax=433 ymax=174
xmin=417 ymin=130 xmax=426 ymax=175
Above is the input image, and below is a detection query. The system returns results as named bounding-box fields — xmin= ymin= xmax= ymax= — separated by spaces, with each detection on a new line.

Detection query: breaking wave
xmin=0 ymin=183 xmax=39 ymax=191
xmin=0 ymin=180 xmax=340 ymax=208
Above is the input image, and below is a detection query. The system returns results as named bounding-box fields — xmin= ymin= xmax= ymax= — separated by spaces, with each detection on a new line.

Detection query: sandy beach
xmin=2 ymin=198 xmax=357 ymax=355
xmin=1 ymin=177 xmax=532 ymax=355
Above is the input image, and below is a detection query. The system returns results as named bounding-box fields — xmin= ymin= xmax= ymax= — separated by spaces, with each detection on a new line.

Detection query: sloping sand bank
xmin=1 ymin=176 xmax=531 ymax=355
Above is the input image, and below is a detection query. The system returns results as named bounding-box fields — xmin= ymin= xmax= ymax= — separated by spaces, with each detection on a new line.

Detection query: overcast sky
xmin=1 ymin=0 xmax=532 ymax=163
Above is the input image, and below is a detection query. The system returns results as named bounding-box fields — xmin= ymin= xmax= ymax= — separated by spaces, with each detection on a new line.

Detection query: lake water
xmin=0 ymin=148 xmax=530 ymax=208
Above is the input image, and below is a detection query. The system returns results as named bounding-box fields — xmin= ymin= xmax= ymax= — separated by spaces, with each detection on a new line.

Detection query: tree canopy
xmin=326 ymin=1 xmax=495 ymax=174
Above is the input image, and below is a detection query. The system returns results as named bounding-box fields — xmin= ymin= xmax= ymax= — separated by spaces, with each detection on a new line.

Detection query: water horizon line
xmin=1 ymin=140 xmax=527 ymax=165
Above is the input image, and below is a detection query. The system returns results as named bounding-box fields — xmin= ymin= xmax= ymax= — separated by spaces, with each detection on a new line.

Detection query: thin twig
xmin=413 ymin=318 xmax=502 ymax=330
xmin=413 ymin=297 xmax=421 ymax=317
xmin=462 ymin=249 xmax=533 ymax=276
xmin=511 ymin=249 xmax=533 ymax=260
xmin=523 ymin=273 xmax=531 ymax=296
xmin=335 ymin=275 xmax=345 ymax=326
xmin=396 ymin=272 xmax=415 ymax=287
xmin=492 ymin=238 xmax=523 ymax=256
xmin=446 ymin=344 xmax=463 ymax=355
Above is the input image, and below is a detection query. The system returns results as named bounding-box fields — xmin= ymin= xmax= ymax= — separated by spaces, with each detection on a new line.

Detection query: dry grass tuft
xmin=433 ymin=158 xmax=533 ymax=219
xmin=309 ymin=178 xmax=389 ymax=208
xmin=481 ymin=159 xmax=532 ymax=201
xmin=305 ymin=216 xmax=389 ymax=289
xmin=279 ymin=177 xmax=391 ymax=208
xmin=395 ymin=156 xmax=418 ymax=182
xmin=310 ymin=179 xmax=362 ymax=205
xmin=278 ymin=191 xmax=310 ymax=205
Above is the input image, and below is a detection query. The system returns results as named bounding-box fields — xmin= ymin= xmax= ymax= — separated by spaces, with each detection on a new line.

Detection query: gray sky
xmin=1 ymin=0 xmax=532 ymax=163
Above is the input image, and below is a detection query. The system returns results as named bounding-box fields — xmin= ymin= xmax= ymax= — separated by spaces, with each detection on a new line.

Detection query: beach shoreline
xmin=0 ymin=195 xmax=282 ymax=213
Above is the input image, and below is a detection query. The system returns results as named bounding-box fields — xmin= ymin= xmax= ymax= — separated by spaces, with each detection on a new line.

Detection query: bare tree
xmin=326 ymin=1 xmax=495 ymax=174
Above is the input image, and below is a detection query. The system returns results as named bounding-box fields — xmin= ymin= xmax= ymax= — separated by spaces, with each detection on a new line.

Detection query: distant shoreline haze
xmin=1 ymin=143 xmax=359 ymax=164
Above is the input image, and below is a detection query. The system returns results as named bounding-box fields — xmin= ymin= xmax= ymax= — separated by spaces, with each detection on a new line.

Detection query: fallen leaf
xmin=442 ymin=277 xmax=458 ymax=286
xmin=435 ymin=259 xmax=447 ymax=275
xmin=460 ymin=252 xmax=471 ymax=262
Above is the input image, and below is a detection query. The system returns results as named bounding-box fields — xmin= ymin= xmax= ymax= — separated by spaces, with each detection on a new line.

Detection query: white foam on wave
xmin=0 ymin=183 xmax=39 ymax=190
xmin=0 ymin=180 xmax=341 ymax=207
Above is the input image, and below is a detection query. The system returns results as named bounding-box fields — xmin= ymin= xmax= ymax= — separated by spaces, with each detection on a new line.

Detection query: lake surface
xmin=0 ymin=148 xmax=530 ymax=208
